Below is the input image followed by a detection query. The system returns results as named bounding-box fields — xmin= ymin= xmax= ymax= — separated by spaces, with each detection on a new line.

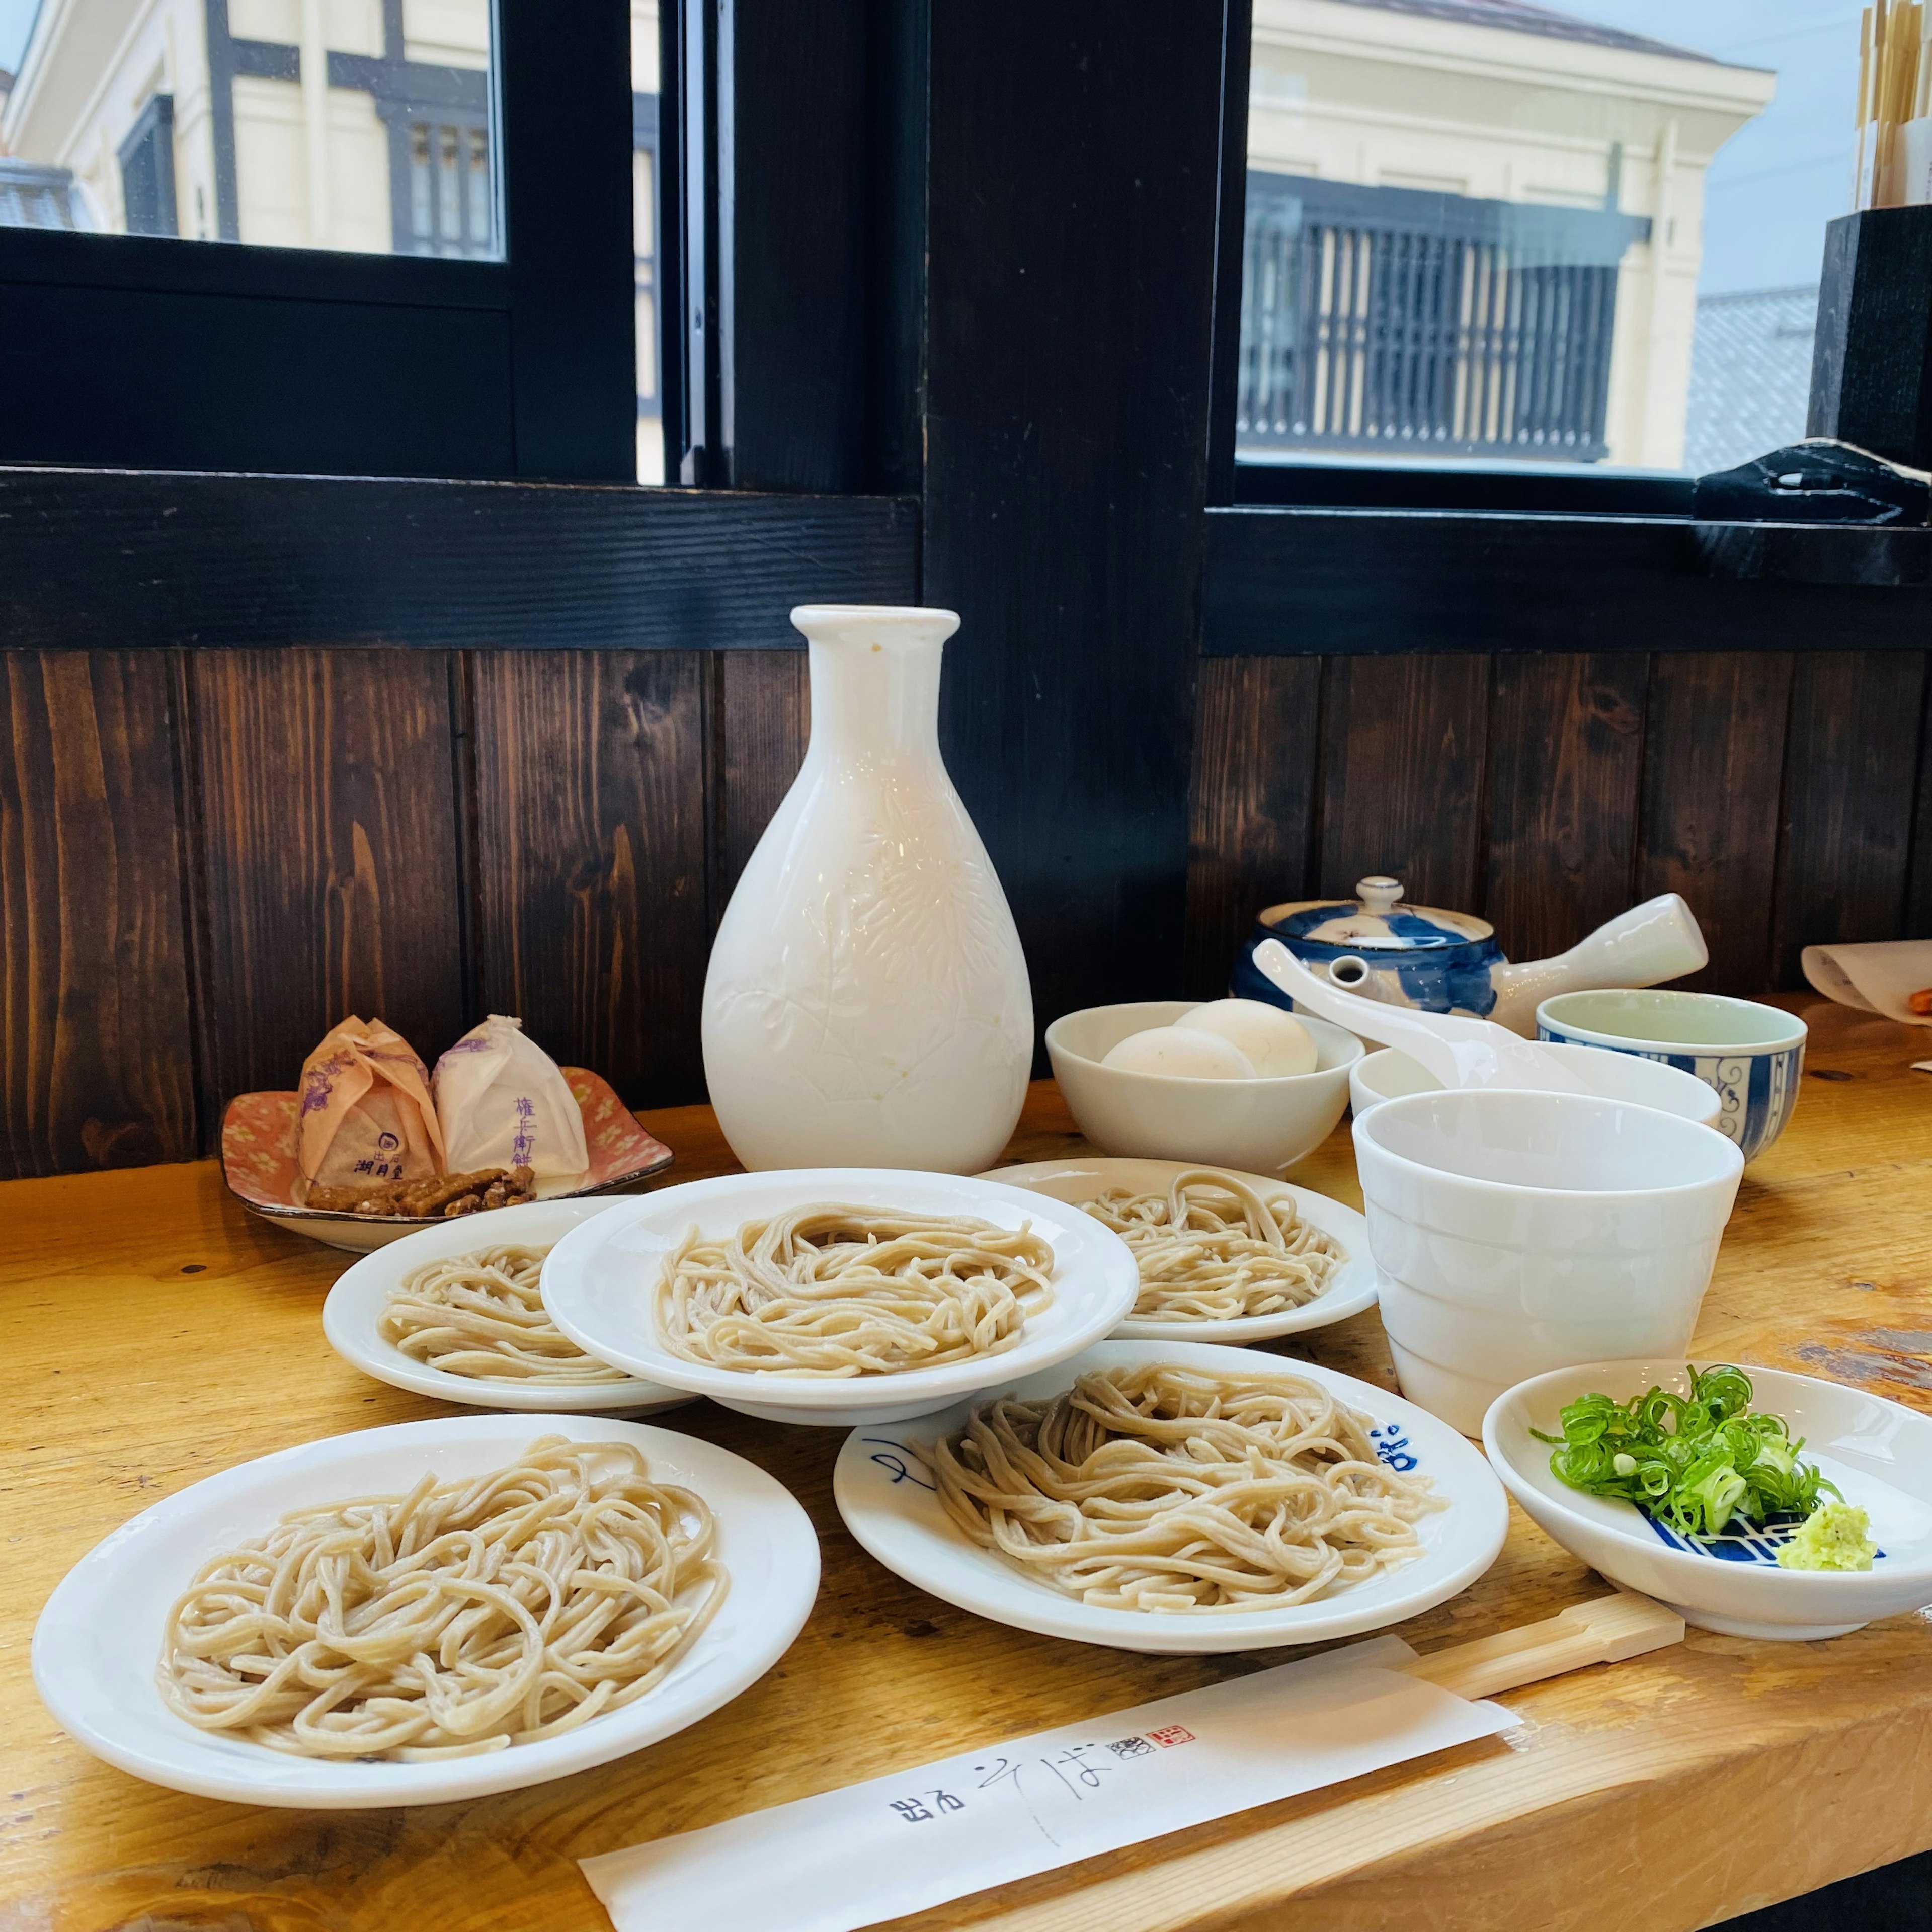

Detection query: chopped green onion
xmin=1531 ymin=1365 xmax=1840 ymax=1544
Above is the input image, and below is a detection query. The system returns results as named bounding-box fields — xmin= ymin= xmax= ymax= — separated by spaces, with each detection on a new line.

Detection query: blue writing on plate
xmin=1369 ymin=1424 xmax=1419 ymax=1474
xmin=860 ymin=1438 xmax=936 ymax=1491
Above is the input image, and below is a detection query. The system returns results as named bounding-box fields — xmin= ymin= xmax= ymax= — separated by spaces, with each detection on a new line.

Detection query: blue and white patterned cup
xmin=1536 ymin=990 xmax=1807 ymax=1164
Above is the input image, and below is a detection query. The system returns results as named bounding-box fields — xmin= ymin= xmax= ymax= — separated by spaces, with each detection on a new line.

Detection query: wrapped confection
xmin=297 ymin=1017 xmax=444 ymax=1192
xmin=432 ymin=1015 xmax=590 ymax=1180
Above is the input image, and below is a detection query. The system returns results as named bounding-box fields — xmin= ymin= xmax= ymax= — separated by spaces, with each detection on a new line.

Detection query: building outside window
xmin=1243 ymin=0 xmax=1776 ymax=474
xmin=0 ymin=0 xmax=665 ymax=473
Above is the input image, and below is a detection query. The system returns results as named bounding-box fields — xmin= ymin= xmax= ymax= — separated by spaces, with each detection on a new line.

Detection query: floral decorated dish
xmin=221 ymin=1069 xmax=673 ymax=1253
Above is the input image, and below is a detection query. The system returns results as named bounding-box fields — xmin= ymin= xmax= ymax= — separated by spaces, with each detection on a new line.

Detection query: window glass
xmin=631 ymin=0 xmax=663 ymax=482
xmin=0 ymin=0 xmax=500 ymax=256
xmin=1241 ymin=0 xmax=1854 ymax=477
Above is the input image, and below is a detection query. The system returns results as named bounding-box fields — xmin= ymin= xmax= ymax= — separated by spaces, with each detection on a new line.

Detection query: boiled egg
xmin=1100 ymin=1026 xmax=1257 ymax=1080
xmin=1175 ymin=998 xmax=1318 ymax=1078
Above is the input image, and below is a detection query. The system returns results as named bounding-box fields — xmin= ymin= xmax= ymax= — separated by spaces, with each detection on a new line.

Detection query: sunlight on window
xmin=0 ymin=0 xmax=499 ymax=258
xmin=1241 ymin=0 xmax=1855 ymax=477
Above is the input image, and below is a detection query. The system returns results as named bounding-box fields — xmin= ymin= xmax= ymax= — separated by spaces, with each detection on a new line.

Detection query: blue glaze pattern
xmin=1535 ymin=1025 xmax=1804 ymax=1162
xmin=1234 ymin=917 xmax=1505 ymax=1018
xmin=1645 ymin=1512 xmax=1882 ymax=1565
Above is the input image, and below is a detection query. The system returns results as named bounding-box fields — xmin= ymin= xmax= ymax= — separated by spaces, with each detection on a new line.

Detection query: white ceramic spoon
xmin=1250 ymin=938 xmax=1597 ymax=1095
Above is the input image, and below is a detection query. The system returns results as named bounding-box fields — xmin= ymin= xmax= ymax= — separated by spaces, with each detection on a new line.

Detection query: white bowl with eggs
xmin=1043 ymin=999 xmax=1362 ymax=1174
xmin=1349 ymin=1042 xmax=1722 ymax=1129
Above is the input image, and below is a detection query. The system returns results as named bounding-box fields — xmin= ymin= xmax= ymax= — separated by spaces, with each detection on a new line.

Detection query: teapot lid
xmin=1257 ymin=876 xmax=1493 ymax=952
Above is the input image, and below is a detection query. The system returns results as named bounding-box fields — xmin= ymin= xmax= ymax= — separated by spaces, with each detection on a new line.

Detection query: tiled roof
xmin=1684 ymin=286 xmax=1820 ymax=476
xmin=0 ymin=157 xmax=83 ymax=230
xmin=1324 ymin=0 xmax=1715 ymax=64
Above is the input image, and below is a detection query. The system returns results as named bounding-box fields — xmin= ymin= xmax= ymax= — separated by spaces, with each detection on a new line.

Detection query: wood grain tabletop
xmin=4 ymin=994 xmax=1929 ymax=1932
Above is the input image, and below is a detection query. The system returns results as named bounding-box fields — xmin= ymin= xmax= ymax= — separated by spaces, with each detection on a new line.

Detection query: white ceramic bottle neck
xmin=805 ymin=634 xmax=945 ymax=760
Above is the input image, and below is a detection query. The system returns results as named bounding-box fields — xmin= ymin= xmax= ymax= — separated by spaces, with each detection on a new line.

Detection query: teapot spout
xmin=1488 ymin=894 xmax=1708 ymax=1035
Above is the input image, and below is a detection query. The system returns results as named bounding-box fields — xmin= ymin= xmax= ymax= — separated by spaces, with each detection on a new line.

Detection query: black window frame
xmin=1201 ymin=0 xmax=1932 ymax=651
xmin=0 ymin=0 xmax=635 ymax=482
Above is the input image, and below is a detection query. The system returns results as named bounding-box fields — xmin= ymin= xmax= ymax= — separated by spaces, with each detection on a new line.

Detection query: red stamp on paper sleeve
xmin=1145 ymin=1726 xmax=1195 ymax=1748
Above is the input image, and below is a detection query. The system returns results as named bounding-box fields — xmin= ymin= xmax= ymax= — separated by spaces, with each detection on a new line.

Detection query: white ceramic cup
xmin=1535 ymin=989 xmax=1807 ymax=1163
xmin=1353 ymin=1090 xmax=1745 ymax=1435
xmin=1349 ymin=1042 xmax=1721 ymax=1129
xmin=1044 ymin=1000 xmax=1361 ymax=1174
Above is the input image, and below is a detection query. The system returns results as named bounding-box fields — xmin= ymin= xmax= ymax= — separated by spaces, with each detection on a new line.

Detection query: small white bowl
xmin=1044 ymin=1000 xmax=1361 ymax=1174
xmin=1350 ymin=1043 xmax=1721 ymax=1129
xmin=1536 ymin=989 xmax=1807 ymax=1163
xmin=1485 ymin=1361 xmax=1932 ymax=1640
xmin=322 ymin=1200 xmax=692 ymax=1413
xmin=1354 ymin=1092 xmax=1744 ymax=1435
xmin=540 ymin=1169 xmax=1139 ymax=1427
xmin=980 ymin=1156 xmax=1378 ymax=1343
xmin=835 ymin=1340 xmax=1508 ymax=1653
xmin=32 ymin=1414 xmax=821 ymax=1806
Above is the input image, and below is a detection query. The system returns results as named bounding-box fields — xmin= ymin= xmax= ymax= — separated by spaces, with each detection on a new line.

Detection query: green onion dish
xmin=1531 ymin=1365 xmax=1842 ymax=1545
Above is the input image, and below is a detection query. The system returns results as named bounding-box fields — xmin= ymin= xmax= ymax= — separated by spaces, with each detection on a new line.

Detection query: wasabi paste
xmin=1776 ymin=1501 xmax=1876 ymax=1571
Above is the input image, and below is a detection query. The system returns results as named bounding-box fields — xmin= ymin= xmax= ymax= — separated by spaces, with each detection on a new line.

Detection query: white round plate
xmin=321 ymin=1200 xmax=693 ymax=1413
xmin=981 ymin=1158 xmax=1378 ymax=1343
xmin=33 ymin=1413 xmax=820 ymax=1807
xmin=540 ymin=1169 xmax=1139 ymax=1427
xmin=1486 ymin=1360 xmax=1932 ymax=1641
xmin=834 ymin=1339 xmax=1507 ymax=1653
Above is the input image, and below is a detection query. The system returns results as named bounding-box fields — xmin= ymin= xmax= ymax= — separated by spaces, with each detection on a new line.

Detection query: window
xmin=1239 ymin=0 xmax=1850 ymax=481
xmin=0 ymin=0 xmax=502 ymax=258
xmin=632 ymin=0 xmax=662 ymax=482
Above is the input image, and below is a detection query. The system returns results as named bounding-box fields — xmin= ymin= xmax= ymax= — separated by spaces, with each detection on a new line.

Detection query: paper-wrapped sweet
xmin=297 ymin=1017 xmax=445 ymax=1190
xmin=432 ymin=1015 xmax=590 ymax=1180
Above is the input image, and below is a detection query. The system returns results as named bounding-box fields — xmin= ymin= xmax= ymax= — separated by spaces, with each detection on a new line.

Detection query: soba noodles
xmin=1080 ymin=1171 xmax=1342 ymax=1321
xmin=657 ymin=1204 xmax=1056 ymax=1378
xmin=923 ymin=1363 xmax=1437 ymax=1612
xmin=378 ymin=1243 xmax=639 ymax=1385
xmin=158 ymin=1436 xmax=727 ymax=1759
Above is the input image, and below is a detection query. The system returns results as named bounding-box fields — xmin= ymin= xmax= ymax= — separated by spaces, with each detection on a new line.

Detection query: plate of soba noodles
xmin=833 ymin=1341 xmax=1507 ymax=1653
xmin=980 ymin=1158 xmax=1379 ymax=1343
xmin=323 ymin=1200 xmax=693 ymax=1413
xmin=538 ymin=1169 xmax=1140 ymax=1428
xmin=32 ymin=1413 xmax=819 ymax=1806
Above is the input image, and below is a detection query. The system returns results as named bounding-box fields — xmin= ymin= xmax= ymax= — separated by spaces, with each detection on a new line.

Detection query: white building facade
xmin=1247 ymin=0 xmax=1774 ymax=468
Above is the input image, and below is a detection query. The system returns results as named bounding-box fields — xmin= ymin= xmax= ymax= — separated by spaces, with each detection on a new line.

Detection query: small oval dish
xmin=539 ymin=1169 xmax=1140 ymax=1428
xmin=221 ymin=1069 xmax=674 ymax=1253
xmin=1484 ymin=1360 xmax=1932 ymax=1640
xmin=835 ymin=1340 xmax=1507 ymax=1654
xmin=980 ymin=1157 xmax=1378 ymax=1343
xmin=32 ymin=1414 xmax=820 ymax=1807
xmin=322 ymin=1200 xmax=692 ymax=1413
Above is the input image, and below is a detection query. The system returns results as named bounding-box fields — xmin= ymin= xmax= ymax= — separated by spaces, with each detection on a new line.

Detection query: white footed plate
xmin=981 ymin=1158 xmax=1378 ymax=1343
xmin=33 ymin=1414 xmax=820 ymax=1807
xmin=541 ymin=1169 xmax=1139 ymax=1427
xmin=323 ymin=1199 xmax=691 ymax=1413
xmin=834 ymin=1340 xmax=1507 ymax=1654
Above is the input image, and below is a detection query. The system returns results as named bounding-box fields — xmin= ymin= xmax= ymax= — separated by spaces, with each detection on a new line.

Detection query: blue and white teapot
xmin=1231 ymin=875 xmax=1707 ymax=1037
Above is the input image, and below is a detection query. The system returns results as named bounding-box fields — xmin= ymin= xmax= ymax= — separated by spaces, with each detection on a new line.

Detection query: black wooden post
xmin=1809 ymin=205 xmax=1932 ymax=471
xmin=884 ymin=0 xmax=1239 ymax=1028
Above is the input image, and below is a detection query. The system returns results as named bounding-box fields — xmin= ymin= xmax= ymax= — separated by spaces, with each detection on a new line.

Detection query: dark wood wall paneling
xmin=0 ymin=642 xmax=815 ymax=1182
xmin=1184 ymin=650 xmax=1932 ymax=1007
xmin=0 ymin=468 xmax=886 ymax=1181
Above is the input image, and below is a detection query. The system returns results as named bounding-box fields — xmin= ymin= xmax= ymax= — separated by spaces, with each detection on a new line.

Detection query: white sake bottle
xmin=701 ymin=604 xmax=1034 ymax=1172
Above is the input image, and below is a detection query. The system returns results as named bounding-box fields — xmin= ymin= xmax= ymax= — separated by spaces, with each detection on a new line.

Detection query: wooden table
xmin=5 ymin=994 xmax=1931 ymax=1932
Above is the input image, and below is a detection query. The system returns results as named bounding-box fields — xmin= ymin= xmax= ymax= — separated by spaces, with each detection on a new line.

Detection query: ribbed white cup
xmin=1353 ymin=1090 xmax=1744 ymax=1434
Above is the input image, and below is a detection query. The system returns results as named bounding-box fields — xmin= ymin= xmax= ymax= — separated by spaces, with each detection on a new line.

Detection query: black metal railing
xmin=1239 ymin=175 xmax=1650 ymax=463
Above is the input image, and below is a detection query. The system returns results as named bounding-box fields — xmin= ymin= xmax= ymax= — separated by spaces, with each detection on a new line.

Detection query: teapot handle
xmin=1489 ymin=894 xmax=1709 ymax=1034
